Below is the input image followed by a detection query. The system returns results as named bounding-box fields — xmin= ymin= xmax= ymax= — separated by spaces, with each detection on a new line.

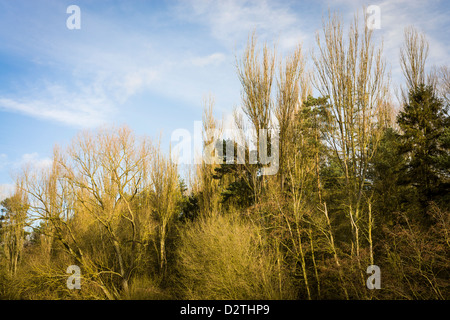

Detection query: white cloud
xmin=191 ymin=53 xmax=227 ymax=67
xmin=166 ymin=0 xmax=314 ymax=112
xmin=0 ymin=66 xmax=160 ymax=128
xmin=0 ymin=96 xmax=111 ymax=128
xmin=0 ymin=3 xmax=164 ymax=128
xmin=0 ymin=183 xmax=15 ymax=202
xmin=174 ymin=0 xmax=309 ymax=51
xmin=370 ymin=0 xmax=450 ymax=89
xmin=18 ymin=153 xmax=52 ymax=171
xmin=0 ymin=1 xmax=309 ymax=129
xmin=319 ymin=0 xmax=450 ymax=80
xmin=0 ymin=153 xmax=52 ymax=196
xmin=0 ymin=0 xmax=447 ymax=130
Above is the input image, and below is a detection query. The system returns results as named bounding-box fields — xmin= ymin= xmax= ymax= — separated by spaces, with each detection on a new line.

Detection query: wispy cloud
xmin=378 ymin=0 xmax=450 ymax=64
xmin=0 ymin=152 xmax=52 ymax=173
xmin=17 ymin=152 xmax=52 ymax=171
xmin=319 ymin=0 xmax=450 ymax=83
xmin=0 ymin=93 xmax=113 ymax=128
xmin=0 ymin=2 xmax=166 ymax=127
xmin=0 ymin=1 xmax=246 ymax=127
xmin=190 ymin=53 xmax=227 ymax=67
xmin=0 ymin=152 xmax=51 ymax=201
xmin=174 ymin=0 xmax=310 ymax=51
xmin=0 ymin=0 xmax=447 ymax=130
xmin=0 ymin=183 xmax=14 ymax=202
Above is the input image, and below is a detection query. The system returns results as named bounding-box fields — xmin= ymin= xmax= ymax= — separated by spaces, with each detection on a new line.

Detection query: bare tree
xmin=22 ymin=127 xmax=161 ymax=299
xmin=429 ymin=65 xmax=450 ymax=104
xmin=312 ymin=11 xmax=391 ymax=263
xmin=236 ymin=32 xmax=276 ymax=155
xmin=148 ymin=140 xmax=181 ymax=274
xmin=196 ymin=95 xmax=223 ymax=218
xmin=400 ymin=26 xmax=429 ymax=94
xmin=275 ymin=44 xmax=308 ymax=190
xmin=0 ymin=179 xmax=28 ymax=276
xmin=437 ymin=66 xmax=450 ymax=103
xmin=235 ymin=33 xmax=278 ymax=205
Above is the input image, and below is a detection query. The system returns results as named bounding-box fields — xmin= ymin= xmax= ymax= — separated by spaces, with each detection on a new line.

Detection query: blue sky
xmin=0 ymin=0 xmax=449 ymax=199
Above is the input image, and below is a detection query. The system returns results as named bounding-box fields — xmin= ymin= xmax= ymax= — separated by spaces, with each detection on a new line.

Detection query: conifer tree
xmin=397 ymin=84 xmax=449 ymax=213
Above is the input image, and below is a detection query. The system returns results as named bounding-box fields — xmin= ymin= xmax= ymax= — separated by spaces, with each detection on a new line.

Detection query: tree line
xmin=1 ymin=10 xmax=448 ymax=299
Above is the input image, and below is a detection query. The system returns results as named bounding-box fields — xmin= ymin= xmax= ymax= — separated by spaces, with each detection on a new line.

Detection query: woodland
xmin=0 ymin=11 xmax=449 ymax=300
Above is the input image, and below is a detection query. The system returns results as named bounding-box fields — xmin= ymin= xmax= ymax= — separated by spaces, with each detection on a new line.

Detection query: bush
xmin=174 ymin=213 xmax=295 ymax=300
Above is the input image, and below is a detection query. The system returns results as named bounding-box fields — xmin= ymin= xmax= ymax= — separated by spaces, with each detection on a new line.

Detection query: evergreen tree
xmin=369 ymin=128 xmax=408 ymax=223
xmin=397 ymin=84 xmax=449 ymax=213
xmin=212 ymin=139 xmax=256 ymax=209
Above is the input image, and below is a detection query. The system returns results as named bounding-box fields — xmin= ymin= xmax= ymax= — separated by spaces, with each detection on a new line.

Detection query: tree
xmin=0 ymin=181 xmax=29 ymax=276
xmin=312 ymin=10 xmax=391 ymax=261
xmin=369 ymin=128 xmax=407 ymax=224
xmin=65 ymin=127 xmax=154 ymax=295
xmin=148 ymin=141 xmax=181 ymax=275
xmin=195 ymin=96 xmax=223 ymax=218
xmin=212 ymin=139 xmax=256 ymax=209
xmin=235 ymin=32 xmax=276 ymax=203
xmin=397 ymin=84 xmax=449 ymax=215
xmin=236 ymin=32 xmax=276 ymax=148
xmin=23 ymin=126 xmax=174 ymax=299
xmin=400 ymin=26 xmax=429 ymax=98
xmin=275 ymin=44 xmax=309 ymax=191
